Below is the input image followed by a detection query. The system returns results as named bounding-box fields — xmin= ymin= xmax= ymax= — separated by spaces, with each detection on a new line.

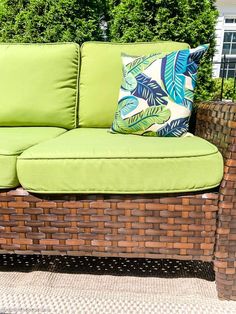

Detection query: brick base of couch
xmin=0 ymin=187 xmax=236 ymax=300
xmin=0 ymin=188 xmax=218 ymax=259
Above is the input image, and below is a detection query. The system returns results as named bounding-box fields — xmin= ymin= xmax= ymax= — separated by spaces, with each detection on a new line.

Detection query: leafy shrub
xmin=108 ymin=0 xmax=219 ymax=101
xmin=211 ymin=78 xmax=236 ymax=101
xmin=0 ymin=0 xmax=106 ymax=44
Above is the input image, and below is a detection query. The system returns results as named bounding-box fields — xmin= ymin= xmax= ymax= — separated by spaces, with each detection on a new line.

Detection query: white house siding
xmin=213 ymin=0 xmax=236 ymax=77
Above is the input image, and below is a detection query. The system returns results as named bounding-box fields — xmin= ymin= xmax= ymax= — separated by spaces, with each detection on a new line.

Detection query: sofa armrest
xmin=196 ymin=101 xmax=236 ymax=300
xmin=195 ymin=101 xmax=236 ymax=158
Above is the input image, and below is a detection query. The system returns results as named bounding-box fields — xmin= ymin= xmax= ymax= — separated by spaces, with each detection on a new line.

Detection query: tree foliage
xmin=212 ymin=78 xmax=236 ymax=101
xmin=108 ymin=0 xmax=219 ymax=100
xmin=0 ymin=0 xmax=105 ymax=44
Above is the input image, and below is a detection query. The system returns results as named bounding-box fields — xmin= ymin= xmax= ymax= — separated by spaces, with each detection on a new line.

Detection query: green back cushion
xmin=79 ymin=41 xmax=190 ymax=128
xmin=0 ymin=43 xmax=79 ymax=129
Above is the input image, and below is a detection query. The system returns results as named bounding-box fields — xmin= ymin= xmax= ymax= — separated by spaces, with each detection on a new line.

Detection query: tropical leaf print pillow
xmin=111 ymin=44 xmax=209 ymax=137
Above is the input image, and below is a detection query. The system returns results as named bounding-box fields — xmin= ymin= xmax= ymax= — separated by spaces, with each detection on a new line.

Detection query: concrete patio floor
xmin=0 ymin=255 xmax=236 ymax=313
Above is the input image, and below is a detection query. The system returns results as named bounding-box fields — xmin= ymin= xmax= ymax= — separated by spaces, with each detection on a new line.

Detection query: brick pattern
xmin=0 ymin=189 xmax=218 ymax=261
xmin=196 ymin=101 xmax=236 ymax=300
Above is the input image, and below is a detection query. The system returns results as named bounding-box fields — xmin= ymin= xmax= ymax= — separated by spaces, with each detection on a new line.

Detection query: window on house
xmin=225 ymin=18 xmax=236 ymax=24
xmin=220 ymin=28 xmax=236 ymax=78
xmin=220 ymin=57 xmax=236 ymax=78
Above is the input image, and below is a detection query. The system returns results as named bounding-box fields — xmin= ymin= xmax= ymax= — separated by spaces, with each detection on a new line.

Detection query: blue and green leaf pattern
xmin=157 ymin=117 xmax=190 ymax=137
xmin=112 ymin=106 xmax=171 ymax=135
xmin=118 ymin=96 xmax=139 ymax=118
xmin=133 ymin=73 xmax=168 ymax=106
xmin=161 ymin=50 xmax=189 ymax=104
xmin=121 ymin=53 xmax=161 ymax=91
xmin=111 ymin=44 xmax=208 ymax=137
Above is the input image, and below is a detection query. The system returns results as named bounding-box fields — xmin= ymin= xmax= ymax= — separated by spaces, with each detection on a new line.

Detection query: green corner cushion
xmin=0 ymin=127 xmax=66 ymax=189
xmin=79 ymin=41 xmax=190 ymax=128
xmin=0 ymin=43 xmax=79 ymax=129
xmin=17 ymin=128 xmax=224 ymax=194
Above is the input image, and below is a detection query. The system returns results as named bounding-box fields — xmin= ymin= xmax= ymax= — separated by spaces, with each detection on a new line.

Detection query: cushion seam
xmin=20 ymin=182 xmax=221 ymax=194
xmin=74 ymin=44 xmax=80 ymax=129
xmin=0 ymin=42 xmax=78 ymax=47
xmin=18 ymin=151 xmax=221 ymax=160
xmin=0 ymin=186 xmax=18 ymax=189
xmin=0 ymin=154 xmax=19 ymax=157
xmin=81 ymin=41 xmax=190 ymax=48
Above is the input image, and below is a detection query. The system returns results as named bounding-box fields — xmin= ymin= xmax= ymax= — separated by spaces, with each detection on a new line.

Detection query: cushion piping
xmin=18 ymin=151 xmax=220 ymax=160
xmin=81 ymin=41 xmax=190 ymax=48
xmin=18 ymin=182 xmax=221 ymax=194
xmin=74 ymin=44 xmax=80 ymax=129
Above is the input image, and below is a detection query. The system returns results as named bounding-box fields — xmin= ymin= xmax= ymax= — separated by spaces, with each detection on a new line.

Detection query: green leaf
xmin=143 ymin=131 xmax=157 ymax=137
xmin=126 ymin=53 xmax=161 ymax=77
xmin=118 ymin=95 xmax=139 ymax=118
xmin=121 ymin=70 xmax=137 ymax=91
xmin=116 ymin=105 xmax=171 ymax=134
xmin=183 ymin=89 xmax=194 ymax=110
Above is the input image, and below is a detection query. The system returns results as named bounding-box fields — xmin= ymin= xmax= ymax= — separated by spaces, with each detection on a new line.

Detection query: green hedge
xmin=108 ymin=0 xmax=219 ymax=101
xmin=211 ymin=78 xmax=236 ymax=101
xmin=0 ymin=0 xmax=106 ymax=44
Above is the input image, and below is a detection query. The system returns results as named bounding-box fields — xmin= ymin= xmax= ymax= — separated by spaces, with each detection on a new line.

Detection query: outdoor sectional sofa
xmin=0 ymin=42 xmax=235 ymax=300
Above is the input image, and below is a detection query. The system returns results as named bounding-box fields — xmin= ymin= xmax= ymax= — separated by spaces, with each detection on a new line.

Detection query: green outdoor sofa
xmin=0 ymin=42 xmax=235 ymax=300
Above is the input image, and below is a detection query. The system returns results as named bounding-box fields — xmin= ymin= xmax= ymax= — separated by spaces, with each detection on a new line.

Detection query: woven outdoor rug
xmin=0 ymin=255 xmax=236 ymax=314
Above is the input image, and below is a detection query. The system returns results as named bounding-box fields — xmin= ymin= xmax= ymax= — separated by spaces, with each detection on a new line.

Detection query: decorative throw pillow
xmin=111 ymin=44 xmax=209 ymax=137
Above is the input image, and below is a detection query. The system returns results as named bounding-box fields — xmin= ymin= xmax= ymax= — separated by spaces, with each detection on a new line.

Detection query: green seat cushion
xmin=17 ymin=128 xmax=224 ymax=194
xmin=79 ymin=41 xmax=190 ymax=128
xmin=0 ymin=43 xmax=79 ymax=129
xmin=0 ymin=127 xmax=66 ymax=189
